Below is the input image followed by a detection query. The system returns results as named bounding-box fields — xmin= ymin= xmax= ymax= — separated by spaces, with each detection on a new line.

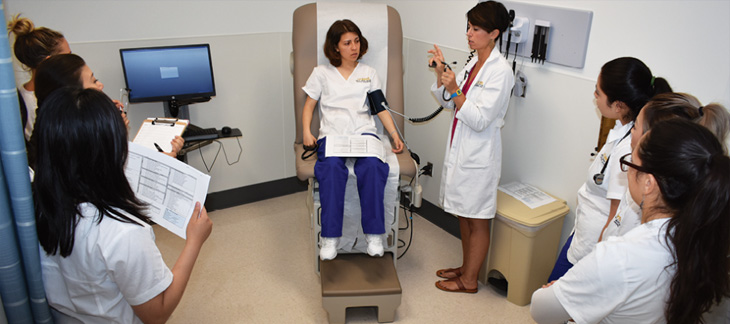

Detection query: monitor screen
xmin=120 ymin=44 xmax=216 ymax=103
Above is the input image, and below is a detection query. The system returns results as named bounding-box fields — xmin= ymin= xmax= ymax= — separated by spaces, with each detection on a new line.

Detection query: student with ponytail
xmin=532 ymin=118 xmax=730 ymax=323
xmin=601 ymin=92 xmax=730 ymax=240
xmin=548 ymin=57 xmax=673 ymax=281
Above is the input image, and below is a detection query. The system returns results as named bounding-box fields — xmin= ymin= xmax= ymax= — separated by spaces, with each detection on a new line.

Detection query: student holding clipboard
xmin=34 ymin=87 xmax=212 ymax=323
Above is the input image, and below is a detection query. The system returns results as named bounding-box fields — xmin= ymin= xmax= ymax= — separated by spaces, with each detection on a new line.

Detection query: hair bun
xmin=7 ymin=14 xmax=35 ymax=37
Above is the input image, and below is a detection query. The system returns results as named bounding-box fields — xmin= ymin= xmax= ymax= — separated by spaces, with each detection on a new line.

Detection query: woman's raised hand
xmin=428 ymin=44 xmax=447 ymax=86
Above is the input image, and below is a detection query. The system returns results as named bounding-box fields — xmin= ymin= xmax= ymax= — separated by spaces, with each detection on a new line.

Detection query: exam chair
xmin=292 ymin=3 xmax=415 ymax=323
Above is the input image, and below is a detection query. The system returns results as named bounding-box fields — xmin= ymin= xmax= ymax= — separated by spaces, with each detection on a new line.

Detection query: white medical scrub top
xmin=553 ymin=218 xmax=673 ymax=324
xmin=302 ymin=63 xmax=381 ymax=138
xmin=567 ymin=120 xmax=633 ymax=264
xmin=601 ymin=189 xmax=641 ymax=241
xmin=41 ymin=203 xmax=173 ymax=323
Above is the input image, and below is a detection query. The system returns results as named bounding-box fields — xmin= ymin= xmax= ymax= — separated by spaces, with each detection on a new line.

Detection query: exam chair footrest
xmin=320 ymin=252 xmax=402 ymax=323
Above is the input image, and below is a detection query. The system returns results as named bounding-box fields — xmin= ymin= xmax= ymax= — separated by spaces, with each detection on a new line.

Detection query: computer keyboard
xmin=183 ymin=126 xmax=218 ymax=141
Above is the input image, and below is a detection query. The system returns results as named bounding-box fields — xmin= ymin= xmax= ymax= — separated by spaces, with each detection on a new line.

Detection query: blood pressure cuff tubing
xmin=367 ymin=89 xmax=387 ymax=115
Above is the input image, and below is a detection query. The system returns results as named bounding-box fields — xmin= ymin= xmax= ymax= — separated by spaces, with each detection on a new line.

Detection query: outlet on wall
xmin=421 ymin=162 xmax=433 ymax=177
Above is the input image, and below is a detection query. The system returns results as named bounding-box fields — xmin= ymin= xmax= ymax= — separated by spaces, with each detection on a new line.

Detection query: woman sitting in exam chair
xmin=34 ymin=87 xmax=212 ymax=323
xmin=301 ymin=19 xmax=404 ymax=260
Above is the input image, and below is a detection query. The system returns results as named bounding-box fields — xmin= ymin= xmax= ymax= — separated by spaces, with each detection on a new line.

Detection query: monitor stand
xmin=164 ymin=100 xmax=190 ymax=119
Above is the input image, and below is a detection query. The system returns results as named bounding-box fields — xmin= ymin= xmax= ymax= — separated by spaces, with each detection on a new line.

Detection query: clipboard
xmin=133 ymin=117 xmax=189 ymax=153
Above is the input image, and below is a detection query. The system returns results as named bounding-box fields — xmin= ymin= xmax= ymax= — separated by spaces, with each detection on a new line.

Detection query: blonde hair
xmin=7 ymin=14 xmax=65 ymax=69
xmin=698 ymin=103 xmax=730 ymax=145
xmin=641 ymin=92 xmax=730 ymax=149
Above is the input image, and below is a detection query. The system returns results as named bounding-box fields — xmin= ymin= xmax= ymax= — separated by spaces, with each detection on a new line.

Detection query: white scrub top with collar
xmin=302 ymin=63 xmax=381 ymax=138
xmin=552 ymin=218 xmax=673 ymax=324
xmin=430 ymin=46 xmax=515 ymax=219
xmin=567 ymin=120 xmax=633 ymax=264
xmin=601 ymin=189 xmax=641 ymax=241
xmin=41 ymin=203 xmax=173 ymax=323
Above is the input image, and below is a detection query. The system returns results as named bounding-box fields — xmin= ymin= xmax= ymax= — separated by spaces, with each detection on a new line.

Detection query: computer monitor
xmin=120 ymin=44 xmax=216 ymax=115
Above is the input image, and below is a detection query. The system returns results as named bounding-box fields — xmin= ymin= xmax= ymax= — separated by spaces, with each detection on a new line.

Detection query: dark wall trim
xmin=205 ymin=176 xmax=308 ymax=212
xmin=414 ymin=199 xmax=461 ymax=239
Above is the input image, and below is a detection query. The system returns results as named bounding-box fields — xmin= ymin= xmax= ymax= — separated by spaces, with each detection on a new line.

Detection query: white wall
xmin=381 ymin=0 xmax=730 ymax=244
xmin=5 ymin=0 xmax=730 ymax=245
xmin=3 ymin=0 xmax=317 ymax=192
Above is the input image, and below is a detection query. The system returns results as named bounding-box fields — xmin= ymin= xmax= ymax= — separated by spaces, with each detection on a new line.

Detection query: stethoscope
xmin=593 ymin=129 xmax=632 ymax=185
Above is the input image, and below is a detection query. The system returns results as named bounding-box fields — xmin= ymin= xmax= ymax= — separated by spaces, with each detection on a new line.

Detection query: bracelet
xmin=450 ymin=88 xmax=463 ymax=99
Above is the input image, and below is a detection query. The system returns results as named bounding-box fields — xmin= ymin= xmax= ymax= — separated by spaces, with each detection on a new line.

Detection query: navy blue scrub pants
xmin=547 ymin=233 xmax=574 ymax=282
xmin=315 ymin=136 xmax=389 ymax=238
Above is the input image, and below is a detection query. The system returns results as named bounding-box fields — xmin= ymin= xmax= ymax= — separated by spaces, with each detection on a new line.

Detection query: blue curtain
xmin=0 ymin=5 xmax=53 ymax=324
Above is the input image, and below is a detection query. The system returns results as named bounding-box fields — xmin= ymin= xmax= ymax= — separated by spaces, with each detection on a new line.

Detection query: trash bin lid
xmin=496 ymin=190 xmax=570 ymax=227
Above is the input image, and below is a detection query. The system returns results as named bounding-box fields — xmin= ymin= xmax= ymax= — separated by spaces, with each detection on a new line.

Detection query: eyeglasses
xmin=619 ymin=153 xmax=650 ymax=173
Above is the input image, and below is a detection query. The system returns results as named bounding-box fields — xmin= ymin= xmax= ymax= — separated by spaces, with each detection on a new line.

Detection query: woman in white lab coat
xmin=428 ymin=0 xmax=515 ymax=293
xmin=531 ymin=119 xmax=730 ymax=324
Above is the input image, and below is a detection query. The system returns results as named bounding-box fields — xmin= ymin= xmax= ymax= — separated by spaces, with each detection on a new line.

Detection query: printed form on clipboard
xmin=324 ymin=134 xmax=385 ymax=162
xmin=133 ymin=118 xmax=189 ymax=153
xmin=125 ymin=142 xmax=210 ymax=239
xmin=498 ymin=182 xmax=556 ymax=209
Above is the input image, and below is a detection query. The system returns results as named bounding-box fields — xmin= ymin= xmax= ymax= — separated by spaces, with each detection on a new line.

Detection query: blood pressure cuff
xmin=367 ymin=89 xmax=388 ymax=115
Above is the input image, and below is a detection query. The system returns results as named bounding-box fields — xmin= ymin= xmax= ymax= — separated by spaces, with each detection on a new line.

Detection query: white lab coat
xmin=431 ymin=46 xmax=514 ymax=218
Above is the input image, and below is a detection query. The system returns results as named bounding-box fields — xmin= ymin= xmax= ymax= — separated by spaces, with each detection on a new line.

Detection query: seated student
xmin=28 ymin=53 xmax=183 ymax=168
xmin=34 ymin=87 xmax=213 ymax=323
xmin=301 ymin=19 xmax=404 ymax=260
xmin=7 ymin=14 xmax=71 ymax=141
xmin=601 ymin=93 xmax=730 ymax=240
xmin=548 ymin=57 xmax=673 ymax=282
xmin=531 ymin=119 xmax=730 ymax=324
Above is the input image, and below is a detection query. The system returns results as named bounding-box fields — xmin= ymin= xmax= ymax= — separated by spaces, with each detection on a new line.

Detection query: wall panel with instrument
xmin=500 ymin=1 xmax=593 ymax=68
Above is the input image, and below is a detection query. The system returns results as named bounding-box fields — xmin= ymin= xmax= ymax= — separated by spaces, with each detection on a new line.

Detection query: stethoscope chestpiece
xmin=593 ymin=172 xmax=604 ymax=185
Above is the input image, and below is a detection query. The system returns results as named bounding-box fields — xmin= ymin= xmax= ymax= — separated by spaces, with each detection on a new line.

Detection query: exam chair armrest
xmin=294 ymin=143 xmax=317 ymax=181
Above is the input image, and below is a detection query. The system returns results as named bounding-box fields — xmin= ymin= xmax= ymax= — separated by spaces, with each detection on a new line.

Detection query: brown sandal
xmin=436 ymin=267 xmax=462 ymax=279
xmin=435 ymin=277 xmax=477 ymax=294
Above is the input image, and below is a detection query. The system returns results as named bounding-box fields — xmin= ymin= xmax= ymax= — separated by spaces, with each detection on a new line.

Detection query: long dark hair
xmin=33 ymin=88 xmax=150 ymax=257
xmin=35 ymin=53 xmax=86 ymax=107
xmin=323 ymin=19 xmax=368 ymax=67
xmin=600 ymin=57 xmax=672 ymax=121
xmin=637 ymin=119 xmax=730 ymax=324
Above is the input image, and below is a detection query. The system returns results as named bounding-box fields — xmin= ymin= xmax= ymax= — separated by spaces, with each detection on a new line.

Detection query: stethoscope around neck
xmin=593 ymin=129 xmax=632 ymax=185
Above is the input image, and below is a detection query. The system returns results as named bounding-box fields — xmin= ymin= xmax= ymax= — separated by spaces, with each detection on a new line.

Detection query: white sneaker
xmin=320 ymin=237 xmax=339 ymax=261
xmin=366 ymin=234 xmax=384 ymax=257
